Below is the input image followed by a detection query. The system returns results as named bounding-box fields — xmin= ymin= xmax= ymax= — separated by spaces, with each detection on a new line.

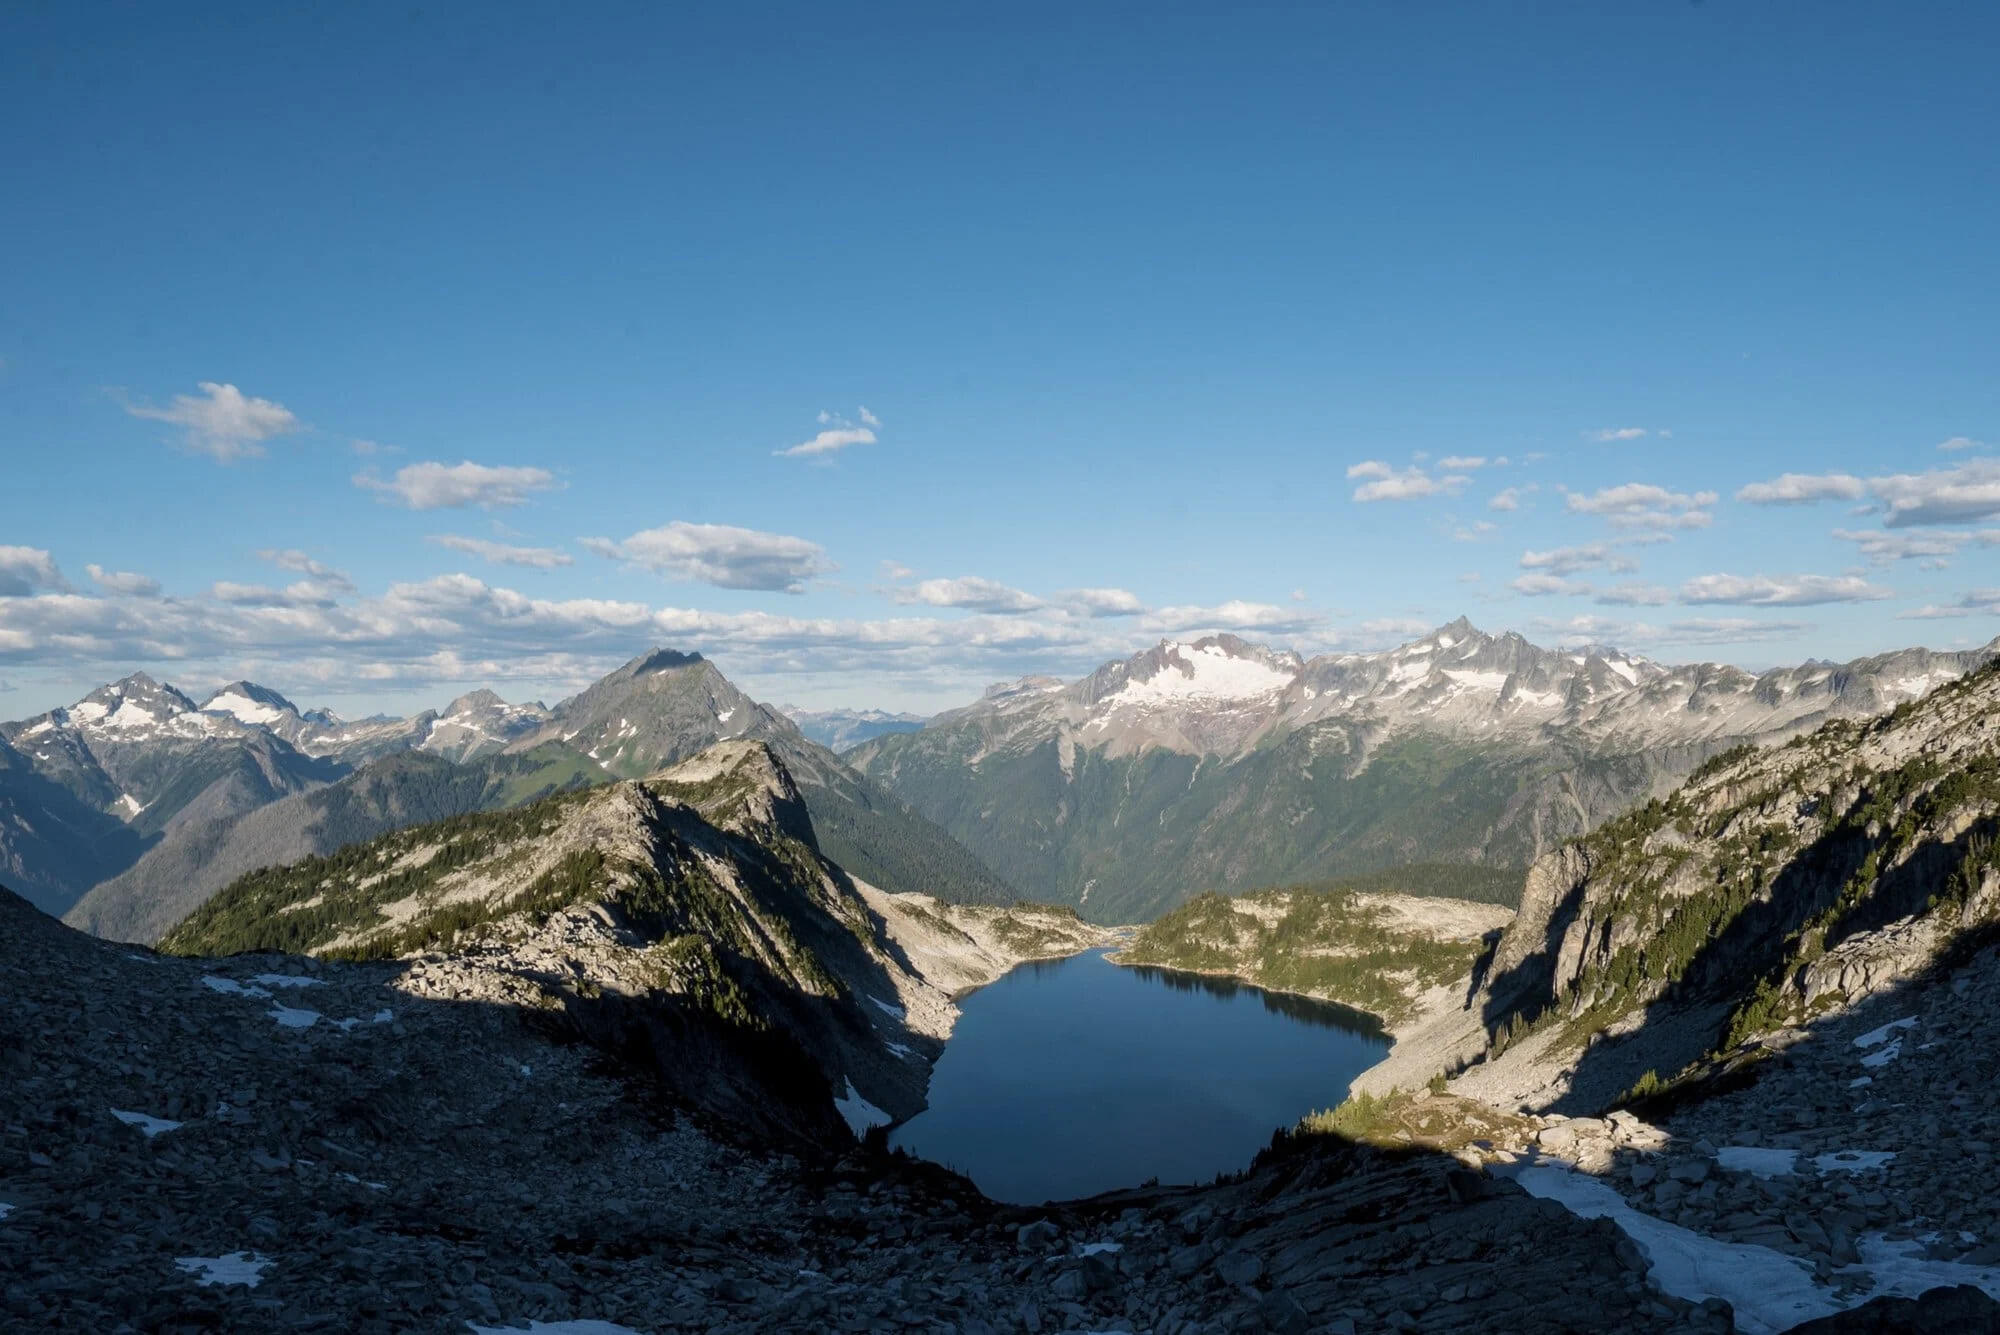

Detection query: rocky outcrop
xmin=1369 ymin=662 xmax=2000 ymax=1116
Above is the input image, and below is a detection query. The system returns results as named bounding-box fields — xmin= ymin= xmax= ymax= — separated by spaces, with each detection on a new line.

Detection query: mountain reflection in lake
xmin=888 ymin=948 xmax=1389 ymax=1204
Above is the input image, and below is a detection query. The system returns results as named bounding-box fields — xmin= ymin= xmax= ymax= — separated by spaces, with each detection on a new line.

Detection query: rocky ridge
xmin=1358 ymin=657 xmax=2000 ymax=1115
xmin=155 ymin=739 xmax=1088 ymax=1135
xmin=52 ymin=650 xmax=1018 ymax=945
xmin=851 ymin=622 xmax=1996 ymax=922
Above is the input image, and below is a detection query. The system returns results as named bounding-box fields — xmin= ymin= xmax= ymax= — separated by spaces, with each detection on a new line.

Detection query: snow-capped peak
xmin=65 ymin=674 xmax=202 ymax=735
xmin=201 ymin=681 xmax=304 ymax=728
xmin=1106 ymin=639 xmax=1299 ymax=707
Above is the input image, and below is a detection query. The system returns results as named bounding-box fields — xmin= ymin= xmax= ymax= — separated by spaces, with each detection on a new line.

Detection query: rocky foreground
xmin=1 ymin=885 xmax=1739 ymax=1335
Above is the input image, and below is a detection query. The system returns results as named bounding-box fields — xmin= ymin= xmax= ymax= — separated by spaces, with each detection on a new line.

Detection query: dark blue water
xmin=888 ymin=948 xmax=1390 ymax=1204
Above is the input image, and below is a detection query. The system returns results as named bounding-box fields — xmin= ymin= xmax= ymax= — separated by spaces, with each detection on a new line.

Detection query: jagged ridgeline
xmin=60 ymin=647 xmax=1017 ymax=946
xmin=164 ymin=742 xmax=866 ymax=968
xmin=1432 ymin=658 xmax=2000 ymax=1111
xmin=851 ymin=623 xmax=1994 ymax=924
xmin=161 ymin=741 xmax=943 ymax=1145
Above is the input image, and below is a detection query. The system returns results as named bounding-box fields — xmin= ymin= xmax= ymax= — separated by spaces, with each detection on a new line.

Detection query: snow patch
xmin=1105 ymin=643 xmax=1295 ymax=707
xmin=202 ymin=975 xmax=273 ymax=999
xmin=833 ymin=1078 xmax=891 ymax=1135
xmin=205 ymin=690 xmax=289 ymax=726
xmin=1853 ymin=1017 xmax=1916 ymax=1048
xmin=1814 ymin=1150 xmax=1895 ymax=1173
xmin=105 ymin=698 xmax=171 ymax=731
xmin=0 ymin=1203 xmax=12 ymax=1221
xmin=1859 ymin=1039 xmax=1904 ymax=1069
xmin=114 ymin=793 xmax=145 ymax=819
xmin=250 ymin=974 xmax=324 ymax=990
xmin=268 ymin=1004 xmax=321 ymax=1029
xmin=111 ymin=1109 xmax=184 ymax=1138
xmin=175 ymin=1253 xmax=272 ymax=1288
xmin=1077 ymin=1241 xmax=1123 ymax=1257
xmin=869 ymin=996 xmax=906 ymax=1021
xmin=1716 ymin=1147 xmax=1797 ymax=1179
xmin=1513 ymin=1162 xmax=1838 ymax=1333
xmin=1441 ymin=669 xmax=1510 ymax=697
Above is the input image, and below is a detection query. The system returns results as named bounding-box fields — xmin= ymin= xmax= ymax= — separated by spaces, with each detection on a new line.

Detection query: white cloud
xmin=1585 ymin=427 xmax=1649 ymax=442
xmin=1900 ymin=590 xmax=2000 ymax=620
xmin=1565 ymin=483 xmax=1716 ymax=530
xmin=1519 ymin=543 xmax=1637 ymax=576
xmin=1831 ymin=528 xmax=1971 ymax=565
xmin=893 ymin=576 xmax=1042 ymax=614
xmin=582 ymin=522 xmax=832 ymax=593
xmin=1527 ymin=614 xmax=1811 ymax=648
xmin=1488 ymin=485 xmax=1533 ymax=512
xmin=1679 ymin=573 xmax=1891 ymax=607
xmin=1595 ymin=582 xmax=1676 ymax=607
xmin=256 ymin=548 xmax=341 ymax=580
xmin=1059 ymin=587 xmax=1145 ymax=617
xmin=84 ymin=564 xmax=161 ymax=597
xmin=429 ymin=535 xmax=574 ymax=569
xmin=1140 ymin=601 xmax=1326 ymax=637
xmin=1938 ymin=436 xmax=1986 ymax=452
xmin=1349 ymin=461 xmax=1469 ymax=502
xmin=0 ymin=547 xmax=69 ymax=597
xmin=878 ymin=560 xmax=916 ymax=581
xmin=254 ymin=549 xmax=356 ymax=599
xmin=777 ymin=408 xmax=879 ymax=459
xmin=1509 ymin=574 xmax=1593 ymax=597
xmin=1452 ymin=521 xmax=1498 ymax=542
xmin=1871 ymin=457 xmax=2000 ymax=528
xmin=355 ymin=461 xmax=560 ymax=510
xmin=126 ymin=382 xmax=301 ymax=462
xmin=1734 ymin=473 xmax=1867 ymax=505
xmin=1437 ymin=455 xmax=1488 ymax=470
xmin=1349 ymin=616 xmax=1435 ymax=642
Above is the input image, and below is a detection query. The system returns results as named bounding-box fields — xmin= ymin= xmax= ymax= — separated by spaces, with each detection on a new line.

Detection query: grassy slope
xmin=1119 ymin=878 xmax=1507 ymax=1025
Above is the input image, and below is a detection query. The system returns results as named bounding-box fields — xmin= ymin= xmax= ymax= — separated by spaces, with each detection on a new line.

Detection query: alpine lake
xmin=889 ymin=948 xmax=1389 ymax=1204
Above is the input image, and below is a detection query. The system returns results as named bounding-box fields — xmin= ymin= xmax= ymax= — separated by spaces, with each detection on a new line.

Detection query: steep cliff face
xmin=1368 ymin=663 xmax=2000 ymax=1113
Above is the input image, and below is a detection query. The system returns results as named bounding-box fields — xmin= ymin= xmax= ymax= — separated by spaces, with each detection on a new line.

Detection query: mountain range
xmin=10 ymin=618 xmax=1992 ymax=938
xmin=850 ymin=618 xmax=1999 ymax=922
xmin=3 ymin=650 xmax=1012 ymax=938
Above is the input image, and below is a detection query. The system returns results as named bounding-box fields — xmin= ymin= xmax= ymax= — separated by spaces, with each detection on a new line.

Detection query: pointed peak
xmin=619 ymin=648 xmax=706 ymax=679
xmin=77 ymin=672 xmax=195 ymax=710
xmin=204 ymin=680 xmax=302 ymax=713
xmin=983 ymin=675 xmax=1065 ymax=701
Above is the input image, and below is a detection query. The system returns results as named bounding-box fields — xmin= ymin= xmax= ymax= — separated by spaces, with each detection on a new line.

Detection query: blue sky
xmin=3 ymin=1 xmax=1996 ymax=717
